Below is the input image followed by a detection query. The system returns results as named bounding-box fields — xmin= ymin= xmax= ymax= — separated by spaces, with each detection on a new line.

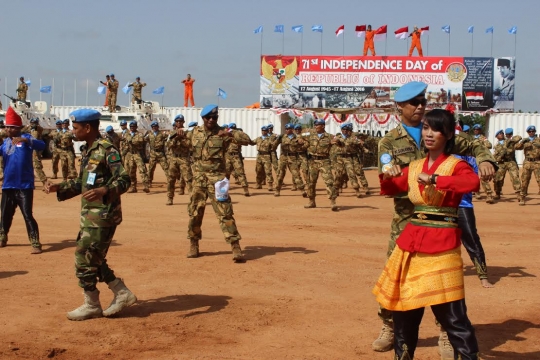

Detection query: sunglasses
xmin=204 ymin=115 xmax=219 ymax=121
xmin=408 ymin=98 xmax=427 ymax=107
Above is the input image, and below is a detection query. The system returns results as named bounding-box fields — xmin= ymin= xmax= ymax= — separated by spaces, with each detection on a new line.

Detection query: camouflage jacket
xmin=57 ymin=138 xmax=130 ymax=227
xmin=515 ymin=136 xmax=540 ymax=161
xmin=30 ymin=125 xmax=44 ymax=140
xmin=146 ymin=131 xmax=167 ymax=153
xmin=493 ymin=136 xmax=521 ymax=162
xmin=306 ymin=131 xmax=335 ymax=157
xmin=52 ymin=129 xmax=63 ymax=147
xmin=58 ymin=130 xmax=76 ymax=150
xmin=269 ymin=133 xmax=280 ymax=151
xmin=226 ymin=130 xmax=251 ymax=154
xmin=128 ymin=81 xmax=146 ymax=98
xmin=167 ymin=130 xmax=191 ymax=157
xmin=123 ymin=131 xmax=146 ymax=154
xmin=278 ymin=133 xmax=306 ymax=154
xmin=473 ymin=134 xmax=492 ymax=149
xmin=253 ymin=136 xmax=275 ymax=153
xmin=17 ymin=82 xmax=28 ymax=99
xmin=335 ymin=133 xmax=361 ymax=155
xmin=105 ymin=132 xmax=121 ymax=150
xmin=107 ymin=79 xmax=119 ymax=94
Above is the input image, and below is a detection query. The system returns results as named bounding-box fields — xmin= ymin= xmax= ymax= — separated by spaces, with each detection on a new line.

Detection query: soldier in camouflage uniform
xmin=127 ymin=77 xmax=146 ymax=103
xmin=304 ymin=119 xmax=339 ymax=211
xmin=107 ymin=74 xmax=119 ymax=113
xmin=352 ymin=132 xmax=371 ymax=194
xmin=45 ymin=109 xmax=136 ymax=321
xmin=373 ymin=81 xmax=497 ymax=355
xmin=146 ymin=121 xmax=169 ymax=186
xmin=334 ymin=123 xmax=367 ymax=198
xmin=274 ymin=123 xmax=308 ymax=197
xmin=294 ymin=124 xmax=310 ymax=188
xmin=516 ymin=125 xmax=540 ymax=203
xmin=118 ymin=120 xmax=129 ymax=166
xmin=472 ymin=124 xmax=495 ymax=203
xmin=493 ymin=128 xmax=523 ymax=205
xmin=25 ymin=118 xmax=48 ymax=185
xmin=174 ymin=104 xmax=244 ymax=262
xmin=165 ymin=115 xmax=193 ymax=205
xmin=17 ymin=77 xmax=28 ymax=101
xmin=51 ymin=120 xmax=66 ymax=180
xmin=225 ymin=123 xmax=251 ymax=197
xmin=59 ymin=119 xmax=78 ymax=180
xmin=267 ymin=124 xmax=280 ymax=174
xmin=252 ymin=126 xmax=276 ymax=191
xmin=104 ymin=125 xmax=121 ymax=150
xmin=123 ymin=121 xmax=150 ymax=193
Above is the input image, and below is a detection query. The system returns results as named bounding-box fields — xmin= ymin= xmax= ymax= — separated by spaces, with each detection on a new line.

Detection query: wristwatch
xmin=430 ymin=174 xmax=439 ymax=185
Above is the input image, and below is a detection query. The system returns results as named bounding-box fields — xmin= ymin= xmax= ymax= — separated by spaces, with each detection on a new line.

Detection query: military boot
xmin=67 ymin=289 xmax=103 ymax=321
xmin=166 ymin=197 xmax=173 ymax=206
xmin=355 ymin=188 xmax=362 ymax=198
xmin=102 ymin=278 xmax=137 ymax=317
xmin=486 ymin=193 xmax=494 ymax=204
xmin=330 ymin=199 xmax=339 ymax=211
xmin=493 ymin=192 xmax=501 ymax=200
xmin=274 ymin=189 xmax=280 ymax=197
xmin=363 ymin=186 xmax=371 ymax=195
xmin=178 ymin=187 xmax=185 ymax=195
xmin=518 ymin=195 xmax=526 ymax=206
xmin=243 ymin=187 xmax=250 ymax=197
xmin=438 ymin=330 xmax=454 ymax=360
xmin=231 ymin=241 xmax=244 ymax=262
xmin=128 ymin=187 xmax=137 ymax=193
xmin=143 ymin=183 xmax=150 ymax=193
xmin=474 ymin=192 xmax=482 ymax=200
xmin=291 ymin=187 xmax=298 ymax=191
xmin=304 ymin=199 xmax=316 ymax=208
xmin=302 ymin=190 xmax=308 ymax=198
xmin=255 ymin=184 xmax=262 ymax=189
xmin=372 ymin=322 xmax=394 ymax=352
xmin=187 ymin=239 xmax=199 ymax=258
xmin=268 ymin=185 xmax=274 ymax=192
xmin=51 ymin=173 xmax=58 ymax=179
xmin=0 ymin=235 xmax=7 ymax=248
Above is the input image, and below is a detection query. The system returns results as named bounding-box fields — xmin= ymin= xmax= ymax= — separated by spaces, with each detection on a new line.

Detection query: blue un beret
xmin=229 ymin=123 xmax=237 ymax=129
xmin=55 ymin=119 xmax=63 ymax=125
xmin=496 ymin=129 xmax=504 ymax=136
xmin=151 ymin=121 xmax=158 ymax=127
xmin=505 ymin=128 xmax=513 ymax=134
xmin=527 ymin=125 xmax=536 ymax=132
xmin=129 ymin=121 xmax=137 ymax=127
xmin=119 ymin=120 xmax=127 ymax=126
xmin=174 ymin=114 xmax=185 ymax=121
xmin=285 ymin=123 xmax=294 ymax=129
xmin=463 ymin=125 xmax=470 ymax=132
xmin=314 ymin=119 xmax=325 ymax=126
xmin=340 ymin=123 xmax=352 ymax=129
xmin=106 ymin=125 xmax=113 ymax=132
xmin=110 ymin=73 xmax=115 ymax=77
xmin=472 ymin=124 xmax=482 ymax=130
xmin=63 ymin=119 xmax=70 ymax=124
xmin=294 ymin=124 xmax=302 ymax=130
xmin=267 ymin=124 xmax=274 ymax=129
xmin=30 ymin=118 xmax=39 ymax=123
xmin=201 ymin=104 xmax=218 ymax=118
xmin=261 ymin=126 xmax=268 ymax=131
xmin=69 ymin=109 xmax=101 ymax=123
xmin=394 ymin=81 xmax=428 ymax=102
xmin=188 ymin=121 xmax=198 ymax=127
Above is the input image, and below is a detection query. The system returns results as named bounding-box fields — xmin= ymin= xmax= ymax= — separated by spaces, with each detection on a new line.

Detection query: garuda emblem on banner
xmin=261 ymin=56 xmax=298 ymax=94
xmin=446 ymin=63 xmax=467 ymax=83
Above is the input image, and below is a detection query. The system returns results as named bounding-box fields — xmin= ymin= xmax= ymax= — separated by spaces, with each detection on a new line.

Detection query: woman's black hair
xmin=423 ymin=109 xmax=456 ymax=154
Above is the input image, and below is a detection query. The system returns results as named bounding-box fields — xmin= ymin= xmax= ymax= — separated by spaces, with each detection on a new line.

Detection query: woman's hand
xmin=417 ymin=172 xmax=431 ymax=185
xmin=382 ymin=165 xmax=403 ymax=179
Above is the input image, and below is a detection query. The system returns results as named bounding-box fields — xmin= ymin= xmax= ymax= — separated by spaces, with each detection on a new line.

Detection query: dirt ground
xmin=1 ymin=159 xmax=540 ymax=360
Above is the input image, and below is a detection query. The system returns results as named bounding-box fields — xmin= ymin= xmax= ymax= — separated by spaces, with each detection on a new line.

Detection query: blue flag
xmin=468 ymin=26 xmax=474 ymax=34
xmin=25 ymin=80 xmax=32 ymax=86
xmin=441 ymin=25 xmax=450 ymax=34
xmin=485 ymin=26 xmax=494 ymax=34
xmin=274 ymin=25 xmax=284 ymax=33
xmin=153 ymin=86 xmax=165 ymax=95
xmin=97 ymin=86 xmax=106 ymax=95
xmin=311 ymin=25 xmax=323 ymax=33
xmin=292 ymin=25 xmax=303 ymax=33
xmin=39 ymin=85 xmax=52 ymax=94
xmin=217 ymin=88 xmax=227 ymax=99
xmin=122 ymin=82 xmax=132 ymax=94
xmin=508 ymin=26 xmax=517 ymax=34
xmin=253 ymin=25 xmax=263 ymax=34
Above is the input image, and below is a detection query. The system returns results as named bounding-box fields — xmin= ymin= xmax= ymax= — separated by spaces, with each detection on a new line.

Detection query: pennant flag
xmin=25 ymin=80 xmax=32 ymax=86
xmin=292 ymin=25 xmax=303 ymax=33
xmin=374 ymin=25 xmax=388 ymax=41
xmin=217 ymin=88 xmax=227 ymax=99
xmin=335 ymin=25 xmax=344 ymax=37
xmin=394 ymin=26 xmax=408 ymax=39
xmin=441 ymin=25 xmax=451 ymax=34
xmin=420 ymin=26 xmax=429 ymax=34
xmin=485 ymin=26 xmax=494 ymax=34
xmin=465 ymin=91 xmax=484 ymax=101
xmin=97 ymin=86 xmax=106 ymax=95
xmin=311 ymin=25 xmax=323 ymax=33
xmin=39 ymin=85 xmax=52 ymax=94
xmin=355 ymin=25 xmax=366 ymax=38
xmin=508 ymin=26 xmax=517 ymax=34
xmin=253 ymin=26 xmax=263 ymax=34
xmin=468 ymin=25 xmax=474 ymax=34
xmin=274 ymin=25 xmax=284 ymax=33
xmin=152 ymin=86 xmax=165 ymax=95
xmin=122 ymin=82 xmax=132 ymax=94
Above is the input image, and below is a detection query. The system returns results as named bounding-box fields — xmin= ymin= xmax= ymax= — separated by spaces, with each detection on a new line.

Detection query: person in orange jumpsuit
xmin=181 ymin=74 xmax=195 ymax=107
xmin=363 ymin=25 xmax=376 ymax=56
xmin=99 ymin=75 xmax=111 ymax=106
xmin=408 ymin=26 xmax=424 ymax=57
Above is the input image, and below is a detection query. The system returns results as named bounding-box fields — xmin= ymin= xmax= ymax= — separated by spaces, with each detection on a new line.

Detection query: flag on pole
xmin=311 ymin=25 xmax=323 ymax=32
xmin=420 ymin=26 xmax=429 ymax=34
xmin=152 ymin=86 xmax=165 ymax=95
xmin=394 ymin=26 xmax=408 ymax=39
xmin=25 ymin=80 xmax=31 ymax=86
xmin=508 ymin=26 xmax=517 ymax=34
xmin=39 ymin=85 xmax=52 ymax=94
xmin=441 ymin=25 xmax=451 ymax=34
xmin=374 ymin=25 xmax=388 ymax=41
xmin=292 ymin=25 xmax=303 ymax=33
xmin=355 ymin=25 xmax=366 ymax=38
xmin=485 ymin=26 xmax=494 ymax=34
xmin=335 ymin=25 xmax=344 ymax=37
xmin=468 ymin=25 xmax=474 ymax=33
xmin=274 ymin=25 xmax=284 ymax=33
xmin=122 ymin=82 xmax=131 ymax=94
xmin=97 ymin=86 xmax=106 ymax=95
xmin=217 ymin=88 xmax=227 ymax=99
xmin=253 ymin=25 xmax=263 ymax=34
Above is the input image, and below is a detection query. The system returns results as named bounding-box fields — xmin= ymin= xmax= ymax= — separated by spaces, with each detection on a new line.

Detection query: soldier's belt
xmin=310 ymin=155 xmax=329 ymax=160
xmin=258 ymin=151 xmax=271 ymax=155
xmin=525 ymin=157 xmax=539 ymax=162
xmin=228 ymin=152 xmax=241 ymax=156
xmin=338 ymin=153 xmax=356 ymax=158
xmin=58 ymin=146 xmax=72 ymax=150
xmin=171 ymin=153 xmax=190 ymax=158
xmin=411 ymin=206 xmax=458 ymax=228
xmin=282 ymin=151 xmax=299 ymax=156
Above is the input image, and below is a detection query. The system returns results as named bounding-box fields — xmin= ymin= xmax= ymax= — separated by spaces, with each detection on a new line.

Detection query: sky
xmin=1 ymin=0 xmax=537 ymax=111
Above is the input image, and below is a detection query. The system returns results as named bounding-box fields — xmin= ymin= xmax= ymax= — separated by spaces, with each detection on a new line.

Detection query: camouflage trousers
xmin=148 ymin=152 xmax=169 ymax=183
xmin=334 ymin=155 xmax=369 ymax=190
xmin=494 ymin=161 xmax=521 ymax=196
xmin=276 ymin=154 xmax=305 ymax=191
xmin=270 ymin=151 xmax=279 ymax=174
xmin=255 ymin=154 xmax=274 ymax=187
xmin=307 ymin=158 xmax=337 ymax=201
xmin=521 ymin=161 xmax=540 ymax=196
xmin=51 ymin=148 xmax=66 ymax=178
xmin=187 ymin=173 xmax=241 ymax=244
xmin=32 ymin=151 xmax=47 ymax=183
xmin=74 ymin=226 xmax=117 ymax=291
xmin=59 ymin=149 xmax=78 ymax=179
xmin=298 ymin=153 xmax=309 ymax=186
xmin=225 ymin=154 xmax=248 ymax=188
xmin=0 ymin=189 xmax=41 ymax=249
xmin=125 ymin=153 xmax=149 ymax=189
xmin=167 ymin=156 xmax=193 ymax=199
xmin=108 ymin=93 xmax=117 ymax=112
xmin=479 ymin=179 xmax=494 ymax=195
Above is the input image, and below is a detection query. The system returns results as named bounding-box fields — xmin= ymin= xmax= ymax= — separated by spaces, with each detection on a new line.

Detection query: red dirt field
xmin=1 ymin=159 xmax=539 ymax=360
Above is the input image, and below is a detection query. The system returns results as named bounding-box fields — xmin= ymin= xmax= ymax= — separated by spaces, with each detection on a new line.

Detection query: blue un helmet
xmin=150 ymin=121 xmax=159 ymax=127
xmin=285 ymin=123 xmax=294 ymax=130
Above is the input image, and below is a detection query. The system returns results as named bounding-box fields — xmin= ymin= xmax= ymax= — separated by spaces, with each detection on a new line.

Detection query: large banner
xmin=260 ymin=55 xmax=515 ymax=112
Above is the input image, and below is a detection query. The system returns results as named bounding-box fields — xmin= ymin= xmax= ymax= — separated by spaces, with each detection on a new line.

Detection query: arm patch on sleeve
xmin=107 ymin=153 xmax=121 ymax=163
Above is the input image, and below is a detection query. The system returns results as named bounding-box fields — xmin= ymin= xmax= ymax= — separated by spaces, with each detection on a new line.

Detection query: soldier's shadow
xmin=117 ymin=294 xmax=231 ymax=318
xmin=463 ymin=265 xmax=536 ymax=285
xmin=243 ymin=245 xmax=318 ymax=261
xmin=338 ymin=205 xmax=378 ymax=211
xmin=0 ymin=270 xmax=28 ymax=279
xmin=44 ymin=239 xmax=121 ymax=253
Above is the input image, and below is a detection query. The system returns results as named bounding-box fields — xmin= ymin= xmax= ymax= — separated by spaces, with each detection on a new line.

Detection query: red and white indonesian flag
xmin=355 ymin=25 xmax=366 ymax=38
xmin=374 ymin=25 xmax=387 ymax=41
xmin=335 ymin=25 xmax=344 ymax=37
xmin=420 ymin=26 xmax=429 ymax=34
xmin=465 ymin=91 xmax=484 ymax=101
xmin=394 ymin=26 xmax=409 ymax=39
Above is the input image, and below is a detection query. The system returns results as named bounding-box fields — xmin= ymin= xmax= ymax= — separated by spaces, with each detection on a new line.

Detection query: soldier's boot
xmin=486 ymin=193 xmax=494 ymax=204
xmin=243 ymin=187 xmax=250 ymax=197
xmin=302 ymin=190 xmax=308 ymax=198
xmin=51 ymin=173 xmax=58 ymax=179
xmin=342 ymin=182 xmax=348 ymax=189
xmin=187 ymin=239 xmax=199 ymax=258
xmin=231 ymin=241 xmax=244 ymax=262
xmin=330 ymin=199 xmax=339 ymax=211
xmin=274 ymin=189 xmax=280 ymax=197
xmin=262 ymin=180 xmax=266 ymax=186
xmin=128 ymin=187 xmax=137 ymax=193
xmin=518 ymin=195 xmax=526 ymax=206
xmin=493 ymin=192 xmax=501 ymax=200
xmin=143 ymin=183 xmax=150 ymax=193
xmin=438 ymin=330 xmax=454 ymax=360
xmin=372 ymin=322 xmax=394 ymax=352
xmin=178 ymin=187 xmax=185 ymax=195
xmin=304 ymin=199 xmax=316 ymax=209
xmin=166 ymin=197 xmax=173 ymax=206
xmin=0 ymin=235 xmax=8 ymax=248
xmin=268 ymin=184 xmax=274 ymax=192
xmin=363 ymin=186 xmax=371 ymax=195
xmin=102 ymin=278 xmax=137 ymax=317
xmin=474 ymin=192 xmax=482 ymax=200
xmin=67 ymin=289 xmax=103 ymax=321
xmin=255 ymin=184 xmax=262 ymax=189
xmin=355 ymin=188 xmax=362 ymax=198
xmin=291 ymin=187 xmax=298 ymax=191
